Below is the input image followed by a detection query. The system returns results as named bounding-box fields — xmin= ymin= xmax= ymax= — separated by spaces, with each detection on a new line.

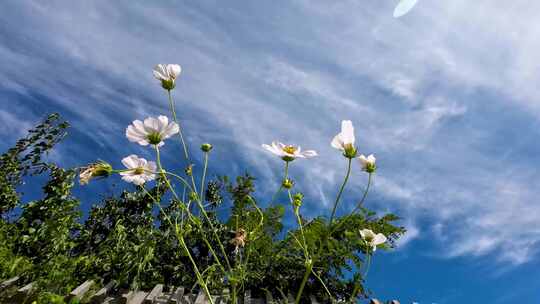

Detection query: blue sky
xmin=1 ymin=1 xmax=540 ymax=303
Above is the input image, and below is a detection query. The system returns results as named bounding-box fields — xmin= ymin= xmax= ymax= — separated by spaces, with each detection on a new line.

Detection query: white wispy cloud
xmin=0 ymin=0 xmax=539 ymax=268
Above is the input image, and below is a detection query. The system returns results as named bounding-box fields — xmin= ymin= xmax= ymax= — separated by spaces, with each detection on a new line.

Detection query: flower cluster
xmin=75 ymin=63 xmax=393 ymax=304
xmin=263 ymin=120 xmax=377 ymax=173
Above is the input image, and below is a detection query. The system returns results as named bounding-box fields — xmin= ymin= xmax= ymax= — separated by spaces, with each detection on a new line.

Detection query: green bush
xmin=0 ymin=78 xmax=405 ymax=304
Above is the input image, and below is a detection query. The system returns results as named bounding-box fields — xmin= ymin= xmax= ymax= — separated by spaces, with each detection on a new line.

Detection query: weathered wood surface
xmin=144 ymin=283 xmax=163 ymax=303
xmin=0 ymin=276 xmax=20 ymax=292
xmin=129 ymin=291 xmax=148 ymax=304
xmin=67 ymin=279 xmax=95 ymax=301
xmin=1 ymin=278 xmax=401 ymax=304
xmin=90 ymin=280 xmax=115 ymax=303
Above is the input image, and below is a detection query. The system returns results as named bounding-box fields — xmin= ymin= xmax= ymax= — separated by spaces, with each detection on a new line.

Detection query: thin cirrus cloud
xmin=0 ymin=0 xmax=539 ymax=273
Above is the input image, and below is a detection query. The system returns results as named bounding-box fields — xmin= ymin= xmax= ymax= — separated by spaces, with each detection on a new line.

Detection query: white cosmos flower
xmin=153 ymin=64 xmax=181 ymax=90
xmin=358 ymin=154 xmax=376 ymax=173
xmin=126 ymin=116 xmax=179 ymax=147
xmin=359 ymin=229 xmax=387 ymax=252
xmin=119 ymin=155 xmax=157 ymax=186
xmin=331 ymin=120 xmax=357 ymax=158
xmin=393 ymin=0 xmax=418 ymax=18
xmin=262 ymin=141 xmax=317 ymax=162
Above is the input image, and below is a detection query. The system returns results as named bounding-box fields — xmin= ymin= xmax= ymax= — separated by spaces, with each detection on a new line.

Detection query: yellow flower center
xmin=282 ymin=145 xmax=297 ymax=154
xmin=133 ymin=167 xmax=145 ymax=175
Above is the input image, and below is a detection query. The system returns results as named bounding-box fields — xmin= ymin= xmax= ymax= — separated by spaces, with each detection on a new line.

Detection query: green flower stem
xmin=310 ymin=268 xmax=333 ymax=301
xmin=330 ymin=173 xmax=373 ymax=234
xmin=200 ymin=151 xmax=209 ymax=202
xmin=269 ymin=161 xmax=289 ymax=205
xmin=351 ymin=172 xmax=372 ymax=214
xmin=194 ymin=197 xmax=232 ymax=270
xmin=154 ymin=147 xmax=224 ymax=301
xmin=167 ymin=89 xmax=190 ymax=162
xmin=281 ymin=162 xmax=313 ymax=304
xmin=295 ymin=260 xmax=313 ymax=304
xmin=289 ymin=190 xmax=308 ymax=258
xmin=140 ymin=186 xmax=214 ymax=304
xmin=246 ymin=196 xmax=264 ymax=234
xmin=364 ymin=253 xmax=372 ymax=280
xmin=329 ymin=158 xmax=352 ymax=226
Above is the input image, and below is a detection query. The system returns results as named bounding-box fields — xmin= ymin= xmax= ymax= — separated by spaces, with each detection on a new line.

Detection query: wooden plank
xmin=194 ymin=290 xmax=209 ymax=304
xmin=90 ymin=281 xmax=116 ymax=304
xmin=67 ymin=279 xmax=95 ymax=301
xmin=120 ymin=290 xmax=135 ymax=304
xmin=0 ymin=276 xmax=19 ymax=291
xmin=129 ymin=291 xmax=149 ymax=304
xmin=244 ymin=290 xmax=251 ymax=304
xmin=264 ymin=290 xmax=274 ymax=304
xmin=186 ymin=292 xmax=197 ymax=304
xmin=171 ymin=286 xmax=185 ymax=303
xmin=154 ymin=294 xmax=172 ymax=304
xmin=144 ymin=284 xmax=164 ymax=303
xmin=389 ymin=301 xmax=400 ymax=304
xmin=369 ymin=299 xmax=382 ymax=304
xmin=12 ymin=282 xmax=34 ymax=303
xmin=17 ymin=282 xmax=34 ymax=294
xmin=102 ymin=296 xmax=116 ymax=304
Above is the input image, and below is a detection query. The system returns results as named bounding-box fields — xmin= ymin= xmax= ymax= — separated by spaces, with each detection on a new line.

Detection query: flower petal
xmin=374 ymin=233 xmax=387 ymax=246
xmin=340 ymin=120 xmax=355 ymax=146
xmin=121 ymin=154 xmax=139 ymax=169
xmin=262 ymin=143 xmax=282 ymax=156
xmin=331 ymin=134 xmax=344 ymax=150
xmin=157 ymin=115 xmax=169 ymax=133
xmin=162 ymin=121 xmax=179 ymax=139
xmin=144 ymin=117 xmax=159 ymax=133
xmin=126 ymin=125 xmax=147 ymax=143
xmin=167 ymin=64 xmax=181 ymax=79
xmin=153 ymin=64 xmax=168 ymax=80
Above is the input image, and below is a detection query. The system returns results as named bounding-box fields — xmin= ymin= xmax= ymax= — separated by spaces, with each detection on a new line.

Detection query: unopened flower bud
xmin=292 ymin=192 xmax=303 ymax=208
xmin=189 ymin=191 xmax=199 ymax=201
xmin=201 ymin=143 xmax=213 ymax=152
xmin=79 ymin=161 xmax=113 ymax=185
xmin=358 ymin=154 xmax=377 ymax=173
xmin=185 ymin=164 xmax=193 ymax=176
xmin=282 ymin=178 xmax=294 ymax=189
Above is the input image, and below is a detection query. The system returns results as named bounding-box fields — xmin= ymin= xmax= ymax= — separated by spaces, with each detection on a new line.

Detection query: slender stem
xmin=363 ymin=253 xmax=372 ymax=280
xmin=246 ymin=196 xmax=264 ymax=232
xmin=295 ymin=261 xmax=313 ymax=304
xmin=311 ymin=268 xmax=333 ymax=301
xmin=329 ymin=158 xmax=352 ymax=225
xmin=330 ymin=173 xmax=373 ymax=234
xmin=290 ymin=190 xmax=308 ymax=258
xmin=168 ymin=89 xmax=190 ymax=161
xmin=195 ymin=198 xmax=232 ymax=270
xmin=269 ymin=161 xmax=289 ymax=206
xmin=351 ymin=173 xmax=372 ymax=214
xmin=200 ymin=152 xmax=209 ymax=202
xmin=141 ymin=185 xmax=214 ymax=304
